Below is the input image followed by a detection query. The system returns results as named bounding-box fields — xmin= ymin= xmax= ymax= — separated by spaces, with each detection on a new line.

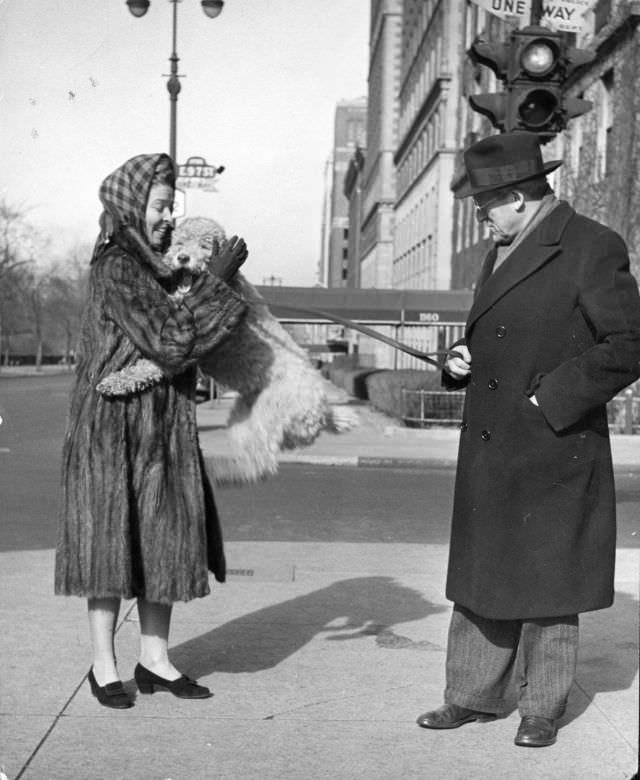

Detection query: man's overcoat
xmin=446 ymin=201 xmax=640 ymax=620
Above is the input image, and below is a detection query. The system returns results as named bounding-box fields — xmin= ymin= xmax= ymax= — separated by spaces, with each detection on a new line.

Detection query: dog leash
xmin=100 ymin=221 xmax=460 ymax=369
xmin=245 ymin=299 xmax=461 ymax=369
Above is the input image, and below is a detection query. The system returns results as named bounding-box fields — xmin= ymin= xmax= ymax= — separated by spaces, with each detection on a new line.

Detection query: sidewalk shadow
xmin=167 ymin=576 xmax=447 ymax=676
xmin=559 ymin=588 xmax=639 ymax=728
xmin=499 ymin=589 xmax=639 ymax=726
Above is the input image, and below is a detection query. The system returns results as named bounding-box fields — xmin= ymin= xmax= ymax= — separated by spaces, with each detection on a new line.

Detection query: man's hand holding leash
xmin=445 ymin=345 xmax=472 ymax=379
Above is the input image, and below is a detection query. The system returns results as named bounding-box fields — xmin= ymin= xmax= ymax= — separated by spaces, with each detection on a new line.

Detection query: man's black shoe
xmin=514 ymin=716 xmax=558 ymax=747
xmin=416 ymin=703 xmax=495 ymax=729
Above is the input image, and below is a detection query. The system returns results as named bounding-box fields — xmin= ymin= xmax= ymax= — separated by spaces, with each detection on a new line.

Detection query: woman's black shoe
xmin=87 ymin=668 xmax=133 ymax=709
xmin=134 ymin=663 xmax=213 ymax=699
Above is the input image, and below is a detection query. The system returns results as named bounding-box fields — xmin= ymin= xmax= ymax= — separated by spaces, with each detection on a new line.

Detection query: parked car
xmin=196 ymin=371 xmax=211 ymax=403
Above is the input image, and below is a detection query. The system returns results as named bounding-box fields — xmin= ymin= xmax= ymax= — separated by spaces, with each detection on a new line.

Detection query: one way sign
xmin=471 ymin=0 xmax=595 ymax=33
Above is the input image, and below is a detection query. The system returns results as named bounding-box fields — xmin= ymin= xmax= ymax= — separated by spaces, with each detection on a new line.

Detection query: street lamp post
xmin=126 ymin=0 xmax=224 ymax=162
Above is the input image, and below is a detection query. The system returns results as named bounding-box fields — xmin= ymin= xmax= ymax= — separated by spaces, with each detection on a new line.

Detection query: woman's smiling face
xmin=145 ymin=183 xmax=174 ymax=251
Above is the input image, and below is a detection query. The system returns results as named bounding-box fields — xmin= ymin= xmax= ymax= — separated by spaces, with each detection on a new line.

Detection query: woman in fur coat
xmin=55 ymin=153 xmax=248 ymax=708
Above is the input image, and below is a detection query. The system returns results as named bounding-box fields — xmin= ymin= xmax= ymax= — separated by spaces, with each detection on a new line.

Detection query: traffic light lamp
xmin=468 ymin=26 xmax=595 ymax=136
xmin=468 ymin=38 xmax=510 ymax=131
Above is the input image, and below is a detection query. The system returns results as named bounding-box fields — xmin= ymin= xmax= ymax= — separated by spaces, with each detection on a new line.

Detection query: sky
xmin=0 ymin=0 xmax=369 ymax=286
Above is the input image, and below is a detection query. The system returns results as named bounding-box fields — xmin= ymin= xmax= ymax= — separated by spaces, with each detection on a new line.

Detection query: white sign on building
xmin=471 ymin=0 xmax=595 ymax=33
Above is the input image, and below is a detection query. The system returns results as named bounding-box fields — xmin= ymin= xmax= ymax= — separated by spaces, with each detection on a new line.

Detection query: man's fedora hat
xmin=455 ymin=131 xmax=562 ymax=199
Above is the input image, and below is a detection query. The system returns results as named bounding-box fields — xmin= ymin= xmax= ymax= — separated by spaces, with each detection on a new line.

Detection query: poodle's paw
xmin=96 ymin=359 xmax=166 ymax=397
xmin=325 ymin=404 xmax=359 ymax=433
xmin=210 ymin=449 xmax=278 ymax=485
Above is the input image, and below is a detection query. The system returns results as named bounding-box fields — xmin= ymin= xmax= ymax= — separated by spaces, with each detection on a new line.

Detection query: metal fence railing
xmin=401 ymin=388 xmax=640 ymax=434
xmin=401 ymin=389 xmax=466 ymax=427
xmin=607 ymin=390 xmax=640 ymax=435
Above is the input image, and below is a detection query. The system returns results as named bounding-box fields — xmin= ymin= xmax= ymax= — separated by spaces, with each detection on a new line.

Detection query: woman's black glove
xmin=209 ymin=235 xmax=248 ymax=281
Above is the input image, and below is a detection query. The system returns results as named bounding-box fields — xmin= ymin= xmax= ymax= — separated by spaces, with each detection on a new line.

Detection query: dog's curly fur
xmin=98 ymin=216 xmax=356 ymax=484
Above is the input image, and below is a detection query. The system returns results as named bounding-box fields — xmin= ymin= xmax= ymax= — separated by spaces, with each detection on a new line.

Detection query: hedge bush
xmin=365 ymin=368 xmax=443 ymax=420
xmin=326 ymin=363 xmax=382 ymax=399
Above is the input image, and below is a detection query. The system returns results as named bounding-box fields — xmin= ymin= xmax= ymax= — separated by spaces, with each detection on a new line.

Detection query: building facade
xmin=326 ymin=98 xmax=367 ymax=289
xmin=392 ymin=0 xmax=465 ymax=292
xmin=551 ymin=0 xmax=640 ymax=281
xmin=359 ymin=0 xmax=403 ymax=289
xmin=343 ymin=146 xmax=366 ymax=288
xmin=317 ymin=155 xmax=334 ymax=286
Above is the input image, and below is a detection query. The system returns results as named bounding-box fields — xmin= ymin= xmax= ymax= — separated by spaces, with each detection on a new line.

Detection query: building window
xmin=343 ymin=227 xmax=349 ymax=240
xmin=342 ymin=268 xmax=348 ymax=280
xmin=596 ymin=70 xmax=613 ymax=180
xmin=594 ymin=0 xmax=611 ymax=33
xmin=342 ymin=247 xmax=349 ymax=260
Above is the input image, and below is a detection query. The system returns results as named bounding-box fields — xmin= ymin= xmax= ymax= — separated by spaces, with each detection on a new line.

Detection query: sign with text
xmin=176 ymin=156 xmax=222 ymax=193
xmin=471 ymin=0 xmax=595 ymax=33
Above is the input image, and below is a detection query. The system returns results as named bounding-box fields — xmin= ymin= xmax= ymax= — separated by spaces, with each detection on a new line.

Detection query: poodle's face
xmin=163 ymin=217 xmax=226 ymax=277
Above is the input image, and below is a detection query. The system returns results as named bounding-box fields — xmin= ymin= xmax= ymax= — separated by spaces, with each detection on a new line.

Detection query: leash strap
xmin=251 ymin=300 xmax=458 ymax=369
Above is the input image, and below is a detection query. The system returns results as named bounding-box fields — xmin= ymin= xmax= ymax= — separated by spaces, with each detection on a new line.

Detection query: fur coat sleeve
xmin=96 ymin=247 xmax=246 ymax=374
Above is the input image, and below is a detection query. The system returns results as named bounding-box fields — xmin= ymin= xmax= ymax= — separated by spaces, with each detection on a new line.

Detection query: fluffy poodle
xmin=97 ymin=216 xmax=357 ymax=483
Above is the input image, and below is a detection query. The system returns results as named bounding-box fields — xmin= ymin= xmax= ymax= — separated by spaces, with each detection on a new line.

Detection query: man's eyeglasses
xmin=473 ymin=194 xmax=506 ymax=222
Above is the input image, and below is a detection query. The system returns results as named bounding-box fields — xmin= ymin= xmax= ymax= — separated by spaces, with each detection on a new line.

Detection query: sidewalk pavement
xmin=1 ymin=395 xmax=638 ymax=779
xmin=196 ymin=394 xmax=640 ymax=473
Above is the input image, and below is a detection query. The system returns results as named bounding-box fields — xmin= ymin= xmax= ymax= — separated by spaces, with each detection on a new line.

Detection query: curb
xmin=203 ymin=452 xmax=458 ymax=471
xmin=357 ymin=455 xmax=457 ymax=469
xmin=252 ymin=453 xmax=457 ymax=470
xmin=204 ymin=452 xmax=640 ymax=473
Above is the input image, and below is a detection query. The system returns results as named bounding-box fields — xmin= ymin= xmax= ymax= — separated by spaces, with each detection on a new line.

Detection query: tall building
xmin=326 ymin=98 xmax=367 ymax=288
xmin=392 ymin=0 xmax=464 ymax=291
xmin=317 ymin=155 xmax=334 ymax=286
xmin=359 ymin=0 xmax=403 ymax=289
xmin=343 ymin=145 xmax=366 ymax=288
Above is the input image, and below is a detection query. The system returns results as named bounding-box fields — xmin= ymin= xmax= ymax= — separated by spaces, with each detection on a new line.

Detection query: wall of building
xmin=392 ymin=0 xmax=463 ymax=292
xmin=327 ymin=99 xmax=367 ymax=288
xmin=359 ymin=0 xmax=402 ymax=289
xmin=551 ymin=1 xmax=640 ymax=280
xmin=343 ymin=146 xmax=366 ymax=288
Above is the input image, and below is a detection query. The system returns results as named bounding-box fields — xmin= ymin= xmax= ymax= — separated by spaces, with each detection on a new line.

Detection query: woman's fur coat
xmin=99 ymin=217 xmax=356 ymax=484
xmin=55 ymin=156 xmax=247 ymax=604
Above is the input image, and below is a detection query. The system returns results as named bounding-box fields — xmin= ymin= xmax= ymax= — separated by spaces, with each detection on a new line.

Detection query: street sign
xmin=470 ymin=0 xmax=594 ymax=33
xmin=176 ymin=155 xmax=223 ymax=193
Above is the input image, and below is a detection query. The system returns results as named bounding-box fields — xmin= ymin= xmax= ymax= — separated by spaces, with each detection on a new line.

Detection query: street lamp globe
xmin=201 ymin=0 xmax=224 ymax=19
xmin=126 ymin=0 xmax=150 ymax=18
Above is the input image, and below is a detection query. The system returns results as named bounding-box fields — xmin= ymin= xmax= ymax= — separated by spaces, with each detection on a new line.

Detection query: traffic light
xmin=507 ymin=26 xmax=594 ymax=136
xmin=467 ymin=38 xmax=510 ymax=131
xmin=468 ymin=26 xmax=595 ymax=137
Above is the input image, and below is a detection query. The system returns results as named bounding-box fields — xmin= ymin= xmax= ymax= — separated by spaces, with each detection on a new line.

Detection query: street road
xmin=1 ymin=374 xmax=639 ymax=552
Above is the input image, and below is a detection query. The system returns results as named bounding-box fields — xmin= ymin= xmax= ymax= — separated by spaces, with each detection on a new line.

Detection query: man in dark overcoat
xmin=416 ymin=132 xmax=640 ymax=747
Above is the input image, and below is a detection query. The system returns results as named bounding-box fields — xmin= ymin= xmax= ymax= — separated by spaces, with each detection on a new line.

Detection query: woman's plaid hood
xmin=92 ymin=153 xmax=175 ymax=269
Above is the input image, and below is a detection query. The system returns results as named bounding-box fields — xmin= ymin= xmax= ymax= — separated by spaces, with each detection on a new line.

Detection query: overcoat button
xmin=496 ymin=326 xmax=507 ymax=338
xmin=481 ymin=430 xmax=491 ymax=441
xmin=460 ymin=422 xmax=468 ymax=432
xmin=488 ymin=378 xmax=499 ymax=390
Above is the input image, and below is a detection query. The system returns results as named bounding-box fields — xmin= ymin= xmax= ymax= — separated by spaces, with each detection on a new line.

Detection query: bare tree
xmin=0 ymin=199 xmax=38 ymax=369
xmin=45 ymin=245 xmax=90 ymax=367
